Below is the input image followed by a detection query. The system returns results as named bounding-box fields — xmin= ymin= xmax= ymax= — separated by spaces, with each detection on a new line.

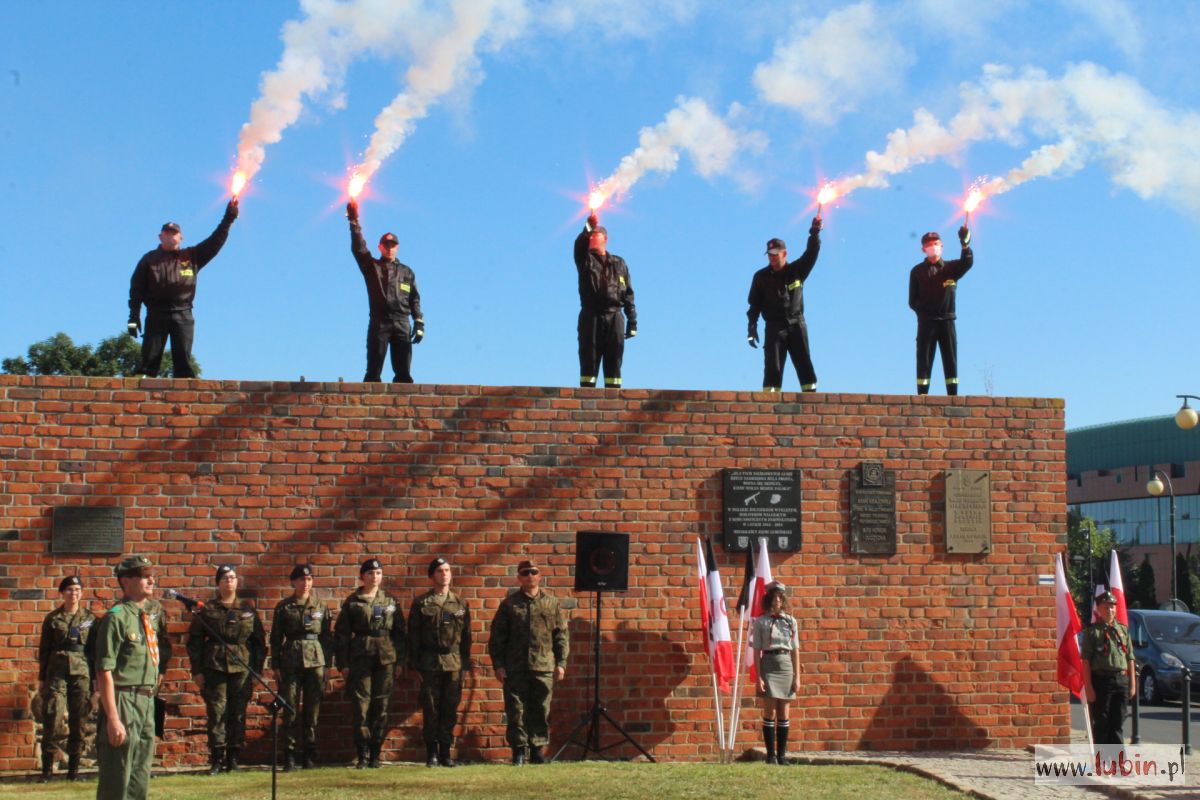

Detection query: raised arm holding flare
xmin=573 ymin=212 xmax=637 ymax=389
xmin=908 ymin=225 xmax=973 ymax=396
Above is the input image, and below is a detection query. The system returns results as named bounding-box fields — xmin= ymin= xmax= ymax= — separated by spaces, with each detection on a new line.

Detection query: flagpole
xmin=710 ymin=668 xmax=726 ymax=761
xmin=1080 ymin=692 xmax=1095 ymax=754
xmin=726 ymin=608 xmax=746 ymax=761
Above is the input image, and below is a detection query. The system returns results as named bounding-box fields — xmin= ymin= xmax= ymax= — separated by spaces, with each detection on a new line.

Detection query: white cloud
xmin=1062 ymin=0 xmax=1143 ymax=60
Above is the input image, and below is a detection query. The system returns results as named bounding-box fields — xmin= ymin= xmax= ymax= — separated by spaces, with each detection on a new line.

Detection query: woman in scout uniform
xmin=37 ymin=575 xmax=95 ymax=782
xmin=334 ymin=557 xmax=406 ymax=769
xmin=187 ymin=564 xmax=266 ymax=775
xmin=270 ymin=563 xmax=332 ymax=771
xmin=752 ymin=582 xmax=801 ymax=765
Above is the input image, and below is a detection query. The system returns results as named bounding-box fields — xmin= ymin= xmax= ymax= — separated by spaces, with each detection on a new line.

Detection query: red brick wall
xmin=0 ymin=376 xmax=1067 ymax=769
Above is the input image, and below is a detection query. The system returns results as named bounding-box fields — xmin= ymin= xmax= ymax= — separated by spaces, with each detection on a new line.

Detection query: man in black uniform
xmin=908 ymin=226 xmax=972 ymax=395
xmin=346 ymin=200 xmax=424 ymax=383
xmin=127 ymin=200 xmax=239 ymax=378
xmin=573 ymin=212 xmax=636 ymax=388
xmin=746 ymin=218 xmax=823 ymax=392
xmin=1081 ymin=591 xmax=1137 ymax=744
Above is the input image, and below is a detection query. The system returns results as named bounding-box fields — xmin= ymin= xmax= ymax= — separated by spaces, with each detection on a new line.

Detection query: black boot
xmin=776 ymin=721 xmax=790 ymax=766
xmin=302 ymin=748 xmax=317 ymax=769
xmin=224 ymin=747 xmax=240 ymax=773
xmin=282 ymin=749 xmax=296 ymax=772
xmin=38 ymin=750 xmax=53 ymax=783
xmin=511 ymin=747 xmax=526 ymax=766
xmin=425 ymin=743 xmax=439 ymax=768
xmin=355 ymin=743 xmax=369 ymax=770
xmin=439 ymin=741 xmax=456 ymax=768
xmin=67 ymin=753 xmax=81 ymax=781
xmin=208 ymin=748 xmax=224 ymax=776
xmin=947 ymin=382 xmax=959 ymax=397
xmin=529 ymin=746 xmax=546 ymax=764
xmin=762 ymin=721 xmax=776 ymax=765
xmin=368 ymin=742 xmax=382 ymax=769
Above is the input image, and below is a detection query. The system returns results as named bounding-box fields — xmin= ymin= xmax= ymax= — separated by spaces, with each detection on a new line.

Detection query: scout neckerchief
xmin=141 ymin=607 xmax=160 ymax=667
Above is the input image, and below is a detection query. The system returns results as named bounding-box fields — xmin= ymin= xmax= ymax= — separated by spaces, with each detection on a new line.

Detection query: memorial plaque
xmin=51 ymin=506 xmax=125 ymax=554
xmin=849 ymin=462 xmax=896 ymax=555
xmin=945 ymin=469 xmax=991 ymax=554
xmin=722 ymin=469 xmax=801 ymax=552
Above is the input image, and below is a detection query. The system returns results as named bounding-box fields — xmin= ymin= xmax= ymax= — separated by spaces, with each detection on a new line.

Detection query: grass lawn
xmin=0 ymin=761 xmax=971 ymax=799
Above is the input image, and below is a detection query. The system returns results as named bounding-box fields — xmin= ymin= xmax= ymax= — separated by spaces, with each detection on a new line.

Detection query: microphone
xmin=162 ymin=588 xmax=204 ymax=610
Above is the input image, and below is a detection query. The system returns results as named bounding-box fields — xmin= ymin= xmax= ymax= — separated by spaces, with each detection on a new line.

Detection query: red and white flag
xmin=696 ymin=537 xmax=735 ymax=692
xmin=734 ymin=537 xmax=773 ymax=681
xmin=1055 ymin=553 xmax=1085 ymax=698
xmin=1105 ymin=549 xmax=1128 ymax=625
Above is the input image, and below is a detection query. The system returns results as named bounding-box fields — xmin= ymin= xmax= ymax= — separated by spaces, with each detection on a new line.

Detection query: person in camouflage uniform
xmin=37 ymin=575 xmax=95 ymax=782
xmin=270 ymin=563 xmax=332 ymax=771
xmin=408 ymin=557 xmax=472 ymax=768
xmin=186 ymin=564 xmax=266 ymax=775
xmin=488 ymin=559 xmax=568 ymax=765
xmin=335 ymin=557 xmax=406 ymax=769
xmin=94 ymin=555 xmax=159 ymax=800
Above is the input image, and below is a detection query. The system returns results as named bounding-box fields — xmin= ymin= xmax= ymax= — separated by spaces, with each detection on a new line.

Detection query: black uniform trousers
xmin=763 ymin=321 xmax=817 ymax=391
xmin=1089 ymin=672 xmax=1129 ymax=744
xmin=915 ymin=317 xmax=958 ymax=395
xmin=578 ymin=309 xmax=625 ymax=387
xmin=142 ymin=310 xmax=196 ymax=378
xmin=418 ymin=669 xmax=463 ymax=746
xmin=365 ymin=318 xmax=412 ymax=383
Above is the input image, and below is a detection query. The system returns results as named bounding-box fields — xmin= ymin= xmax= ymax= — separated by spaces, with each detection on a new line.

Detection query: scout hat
xmin=1096 ymin=591 xmax=1117 ymax=605
xmin=114 ymin=554 xmax=152 ymax=577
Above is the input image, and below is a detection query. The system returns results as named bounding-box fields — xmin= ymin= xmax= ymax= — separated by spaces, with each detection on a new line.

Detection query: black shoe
xmin=368 ymin=743 xmax=382 ymax=769
xmin=511 ymin=748 xmax=526 ymax=766
xmin=776 ymin=755 xmax=791 ymax=766
xmin=208 ymin=748 xmax=224 ymax=776
xmin=67 ymin=753 xmax=81 ymax=781
xmin=224 ymin=748 xmax=240 ymax=773
xmin=303 ymin=749 xmax=317 ymax=769
xmin=425 ymin=744 xmax=439 ymax=768
xmin=529 ymin=748 xmax=546 ymax=764
xmin=283 ymin=749 xmax=296 ymax=773
xmin=439 ymin=743 xmax=456 ymax=768
xmin=356 ymin=744 xmax=369 ymax=770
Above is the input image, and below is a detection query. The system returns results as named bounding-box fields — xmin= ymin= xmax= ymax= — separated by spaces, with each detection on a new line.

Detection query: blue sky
xmin=2 ymin=1 xmax=1197 ymax=430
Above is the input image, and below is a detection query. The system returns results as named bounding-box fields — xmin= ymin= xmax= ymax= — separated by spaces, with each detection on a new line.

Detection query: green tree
xmin=1128 ymin=553 xmax=1158 ymax=609
xmin=1067 ymin=510 xmax=1116 ymax=620
xmin=2 ymin=331 xmax=199 ymax=377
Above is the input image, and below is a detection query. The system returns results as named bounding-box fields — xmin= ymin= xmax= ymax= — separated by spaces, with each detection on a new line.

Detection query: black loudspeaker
xmin=574 ymin=531 xmax=629 ymax=591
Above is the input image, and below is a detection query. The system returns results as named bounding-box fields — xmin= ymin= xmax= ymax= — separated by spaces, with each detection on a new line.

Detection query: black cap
xmin=360 ymin=558 xmax=382 ymax=574
xmin=921 ymin=231 xmax=941 ymax=246
xmin=590 ymin=225 xmax=608 ymax=239
xmin=428 ymin=557 xmax=448 ymax=577
xmin=59 ymin=575 xmax=82 ymax=592
xmin=765 ymin=238 xmax=786 ymax=254
xmin=379 ymin=233 xmax=399 ymax=246
xmin=215 ymin=564 xmax=237 ymax=583
xmin=289 ymin=563 xmax=313 ymax=581
xmin=161 ymin=221 xmax=181 ymax=234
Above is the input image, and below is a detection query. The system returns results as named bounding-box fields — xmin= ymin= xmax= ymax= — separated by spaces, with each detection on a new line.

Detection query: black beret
xmin=215 ymin=564 xmax=237 ymax=583
xmin=360 ymin=558 xmax=382 ymax=574
xmin=428 ymin=557 xmax=447 ymax=577
xmin=59 ymin=576 xmax=82 ymax=592
xmin=289 ymin=564 xmax=312 ymax=581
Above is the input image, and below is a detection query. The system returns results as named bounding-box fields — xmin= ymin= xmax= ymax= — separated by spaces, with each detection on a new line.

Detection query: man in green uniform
xmin=94 ymin=555 xmax=159 ymax=800
xmin=270 ymin=563 xmax=332 ymax=771
xmin=408 ymin=557 xmax=472 ymax=768
xmin=488 ymin=559 xmax=568 ymax=765
xmin=37 ymin=575 xmax=96 ymax=782
xmin=335 ymin=558 xmax=406 ymax=769
xmin=186 ymin=564 xmax=266 ymax=774
xmin=1081 ymin=591 xmax=1137 ymax=744
xmin=141 ymin=580 xmax=172 ymax=745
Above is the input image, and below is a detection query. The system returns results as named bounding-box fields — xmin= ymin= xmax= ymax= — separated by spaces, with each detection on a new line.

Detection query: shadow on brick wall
xmin=858 ymin=655 xmax=991 ymax=750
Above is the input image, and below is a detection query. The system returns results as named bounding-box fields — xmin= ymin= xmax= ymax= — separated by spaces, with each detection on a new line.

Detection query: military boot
xmin=224 ymin=747 xmax=240 ymax=772
xmin=368 ymin=742 xmax=382 ymax=769
xmin=302 ymin=748 xmax=317 ymax=769
xmin=67 ymin=753 xmax=81 ymax=781
xmin=529 ymin=746 xmax=546 ymax=765
xmin=208 ymin=748 xmax=224 ymax=776
xmin=511 ymin=746 xmax=526 ymax=766
xmin=439 ymin=741 xmax=457 ymax=768
xmin=425 ymin=743 xmax=439 ymax=768
xmin=282 ymin=749 xmax=296 ymax=772
xmin=355 ymin=743 xmax=369 ymax=769
xmin=38 ymin=750 xmax=53 ymax=783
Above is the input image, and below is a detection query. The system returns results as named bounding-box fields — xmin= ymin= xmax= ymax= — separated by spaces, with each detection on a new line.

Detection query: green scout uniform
xmin=1081 ymin=618 xmax=1134 ymax=744
xmin=408 ymin=589 xmax=472 ymax=751
xmin=270 ymin=594 xmax=332 ymax=755
xmin=142 ymin=599 xmax=172 ymax=738
xmin=38 ymin=605 xmax=96 ymax=762
xmin=334 ymin=588 xmax=405 ymax=756
xmin=187 ymin=598 xmax=266 ymax=753
xmin=94 ymin=599 xmax=159 ymax=800
xmin=488 ymin=590 xmax=569 ymax=751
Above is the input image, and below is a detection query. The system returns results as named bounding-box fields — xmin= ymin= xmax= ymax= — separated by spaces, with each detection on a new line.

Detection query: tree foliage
xmin=1067 ymin=509 xmax=1116 ymax=620
xmin=2 ymin=331 xmax=199 ymax=377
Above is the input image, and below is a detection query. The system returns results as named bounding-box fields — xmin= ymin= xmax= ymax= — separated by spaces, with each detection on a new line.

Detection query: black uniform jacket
xmin=350 ymin=220 xmax=423 ymax=324
xmin=128 ymin=210 xmax=235 ymax=318
xmin=747 ymin=230 xmax=821 ymax=331
xmin=908 ymin=245 xmax=974 ymax=321
xmin=573 ymin=227 xmax=636 ymax=322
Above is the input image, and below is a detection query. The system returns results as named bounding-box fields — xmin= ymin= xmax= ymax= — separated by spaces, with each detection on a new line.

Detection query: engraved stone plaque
xmin=946 ymin=469 xmax=991 ymax=554
xmin=722 ymin=469 xmax=802 ymax=552
xmin=849 ymin=462 xmax=896 ymax=556
xmin=51 ymin=506 xmax=125 ymax=554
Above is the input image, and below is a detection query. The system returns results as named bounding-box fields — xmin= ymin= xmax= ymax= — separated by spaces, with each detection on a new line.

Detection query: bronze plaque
xmin=945 ymin=469 xmax=991 ymax=554
xmin=849 ymin=462 xmax=896 ymax=555
xmin=722 ymin=469 xmax=802 ymax=552
xmin=51 ymin=506 xmax=125 ymax=554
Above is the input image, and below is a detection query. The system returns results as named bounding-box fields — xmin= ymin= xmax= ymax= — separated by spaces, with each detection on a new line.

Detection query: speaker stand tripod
xmin=551 ymin=591 xmax=655 ymax=762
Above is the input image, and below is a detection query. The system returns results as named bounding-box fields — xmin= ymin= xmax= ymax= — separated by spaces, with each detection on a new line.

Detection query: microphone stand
xmin=167 ymin=593 xmax=293 ymax=800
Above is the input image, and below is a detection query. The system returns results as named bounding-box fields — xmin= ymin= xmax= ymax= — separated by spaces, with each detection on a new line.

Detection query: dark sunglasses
xmin=519 ymin=568 xmax=540 ymax=576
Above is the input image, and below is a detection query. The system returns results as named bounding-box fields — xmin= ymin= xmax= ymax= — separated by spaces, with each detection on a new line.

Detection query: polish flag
xmin=696 ymin=537 xmax=735 ymax=692
xmin=1055 ymin=553 xmax=1085 ymax=697
xmin=1092 ymin=550 xmax=1129 ymax=625
xmin=734 ymin=537 xmax=773 ymax=681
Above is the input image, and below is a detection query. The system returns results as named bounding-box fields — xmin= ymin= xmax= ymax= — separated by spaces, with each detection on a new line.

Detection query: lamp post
xmin=1175 ymin=395 xmax=1200 ymax=430
xmin=1072 ymin=525 xmax=1093 ymax=621
xmin=1146 ymin=470 xmax=1178 ymax=606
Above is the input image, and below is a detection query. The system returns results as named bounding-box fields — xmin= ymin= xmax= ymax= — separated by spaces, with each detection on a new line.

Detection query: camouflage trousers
xmin=502 ymin=671 xmax=554 ymax=749
xmin=42 ymin=674 xmax=91 ymax=757
xmin=349 ymin=661 xmax=394 ymax=746
xmin=202 ymin=670 xmax=252 ymax=750
xmin=279 ymin=667 xmax=324 ymax=751
xmin=96 ymin=689 xmax=155 ymax=800
xmin=418 ymin=669 xmax=463 ymax=746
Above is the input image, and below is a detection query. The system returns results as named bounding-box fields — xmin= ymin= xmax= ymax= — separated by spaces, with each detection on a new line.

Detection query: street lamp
xmin=1146 ymin=470 xmax=1178 ymax=606
xmin=1176 ymin=394 xmax=1199 ymax=430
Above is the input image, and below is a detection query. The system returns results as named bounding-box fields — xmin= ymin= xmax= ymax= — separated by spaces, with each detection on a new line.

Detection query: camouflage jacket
xmin=186 ymin=597 xmax=266 ymax=675
xmin=39 ymin=606 xmax=96 ymax=680
xmin=270 ymin=594 xmax=333 ymax=671
xmin=408 ymin=590 xmax=472 ymax=672
xmin=334 ymin=588 xmax=406 ymax=669
xmin=488 ymin=589 xmax=569 ymax=674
